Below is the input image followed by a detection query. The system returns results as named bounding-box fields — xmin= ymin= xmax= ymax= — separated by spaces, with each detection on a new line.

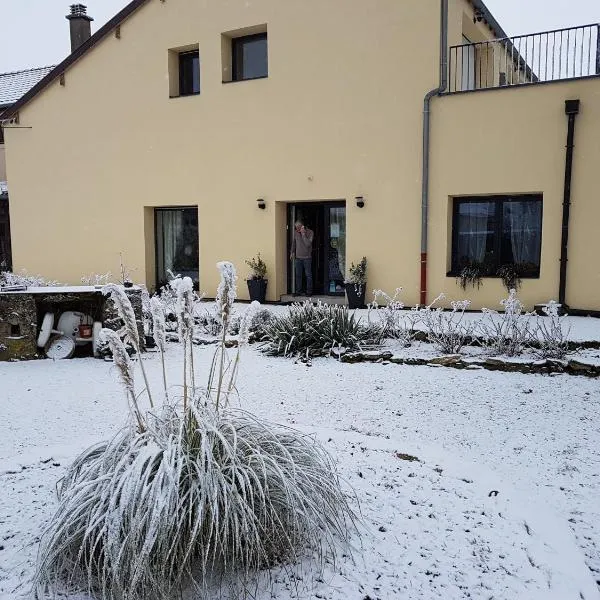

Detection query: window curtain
xmin=507 ymin=201 xmax=542 ymax=265
xmin=157 ymin=210 xmax=183 ymax=282
xmin=458 ymin=203 xmax=491 ymax=264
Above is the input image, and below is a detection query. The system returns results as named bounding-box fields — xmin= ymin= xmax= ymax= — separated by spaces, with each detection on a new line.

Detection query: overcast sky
xmin=0 ymin=0 xmax=599 ymax=72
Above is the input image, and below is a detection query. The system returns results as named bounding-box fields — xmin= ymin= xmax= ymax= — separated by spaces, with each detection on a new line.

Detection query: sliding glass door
xmin=155 ymin=207 xmax=199 ymax=288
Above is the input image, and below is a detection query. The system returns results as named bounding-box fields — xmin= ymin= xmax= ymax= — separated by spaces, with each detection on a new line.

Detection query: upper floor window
xmin=232 ymin=33 xmax=268 ymax=81
xmin=451 ymin=195 xmax=543 ymax=278
xmin=0 ymin=125 xmax=4 ymax=145
xmin=179 ymin=50 xmax=200 ymax=96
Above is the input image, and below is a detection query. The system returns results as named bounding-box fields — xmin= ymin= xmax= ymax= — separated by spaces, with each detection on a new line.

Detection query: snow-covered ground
xmin=2 ymin=329 xmax=600 ymax=599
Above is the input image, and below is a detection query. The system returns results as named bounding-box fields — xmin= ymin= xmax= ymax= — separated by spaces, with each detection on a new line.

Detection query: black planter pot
xmin=345 ymin=282 xmax=366 ymax=309
xmin=247 ymin=278 xmax=268 ymax=303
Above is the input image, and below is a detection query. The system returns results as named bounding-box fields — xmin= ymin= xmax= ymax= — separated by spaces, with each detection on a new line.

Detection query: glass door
xmin=155 ymin=207 xmax=199 ymax=288
xmin=326 ymin=205 xmax=346 ymax=295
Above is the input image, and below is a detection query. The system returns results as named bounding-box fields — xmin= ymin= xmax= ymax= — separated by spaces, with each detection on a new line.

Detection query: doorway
xmin=287 ymin=201 xmax=346 ymax=295
xmin=155 ymin=207 xmax=199 ymax=289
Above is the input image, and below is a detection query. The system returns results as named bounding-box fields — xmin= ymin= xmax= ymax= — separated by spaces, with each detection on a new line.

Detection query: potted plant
xmin=497 ymin=263 xmax=523 ymax=292
xmin=245 ymin=253 xmax=268 ymax=303
xmin=345 ymin=257 xmax=367 ymax=309
xmin=457 ymin=263 xmax=484 ymax=291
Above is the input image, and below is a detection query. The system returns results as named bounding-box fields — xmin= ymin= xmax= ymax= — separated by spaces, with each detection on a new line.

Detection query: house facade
xmin=2 ymin=0 xmax=600 ymax=311
xmin=0 ymin=65 xmax=55 ymax=270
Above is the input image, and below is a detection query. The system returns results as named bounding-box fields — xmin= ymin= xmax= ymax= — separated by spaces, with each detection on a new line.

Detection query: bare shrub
xmin=367 ymin=288 xmax=416 ymax=346
xmin=477 ymin=289 xmax=535 ymax=357
xmin=416 ymin=294 xmax=475 ymax=354
xmin=535 ymin=300 xmax=571 ymax=359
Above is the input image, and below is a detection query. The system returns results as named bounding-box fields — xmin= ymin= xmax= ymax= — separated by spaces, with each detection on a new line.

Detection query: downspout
xmin=420 ymin=0 xmax=449 ymax=306
xmin=558 ymin=99 xmax=580 ymax=308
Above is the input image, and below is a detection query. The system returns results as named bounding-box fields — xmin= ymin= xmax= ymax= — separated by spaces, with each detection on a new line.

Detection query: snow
xmin=0 ymin=285 xmax=142 ymax=295
xmin=1 ymin=326 xmax=600 ymax=599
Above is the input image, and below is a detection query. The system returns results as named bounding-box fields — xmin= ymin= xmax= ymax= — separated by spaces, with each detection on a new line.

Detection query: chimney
xmin=66 ymin=4 xmax=93 ymax=52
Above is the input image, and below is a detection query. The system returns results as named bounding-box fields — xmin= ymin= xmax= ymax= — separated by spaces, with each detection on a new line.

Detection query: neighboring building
xmin=2 ymin=1 xmax=600 ymax=311
xmin=0 ymin=65 xmax=54 ymax=269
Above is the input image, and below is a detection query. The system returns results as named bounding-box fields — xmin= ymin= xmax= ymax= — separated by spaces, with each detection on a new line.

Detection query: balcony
xmin=448 ymin=24 xmax=600 ymax=93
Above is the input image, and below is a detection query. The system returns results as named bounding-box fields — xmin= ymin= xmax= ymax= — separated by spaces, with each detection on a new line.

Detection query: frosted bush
xmin=368 ymin=288 xmax=416 ymax=346
xmin=35 ymin=264 xmax=355 ymax=600
xmin=0 ymin=269 xmax=59 ymax=287
xmin=536 ymin=300 xmax=571 ymax=359
xmin=416 ymin=294 xmax=475 ymax=354
xmin=477 ymin=290 xmax=535 ymax=357
xmin=80 ymin=272 xmax=114 ymax=285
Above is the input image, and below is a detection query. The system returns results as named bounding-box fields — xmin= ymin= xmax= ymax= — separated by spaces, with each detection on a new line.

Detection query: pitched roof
xmin=1 ymin=0 xmax=150 ymax=120
xmin=0 ymin=66 xmax=55 ymax=108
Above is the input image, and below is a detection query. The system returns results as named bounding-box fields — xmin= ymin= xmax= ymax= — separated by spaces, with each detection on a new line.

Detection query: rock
xmin=428 ymin=355 xmax=461 ymax=366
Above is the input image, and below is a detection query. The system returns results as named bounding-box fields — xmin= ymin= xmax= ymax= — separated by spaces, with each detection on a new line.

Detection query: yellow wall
xmin=5 ymin=0 xmax=441 ymax=301
xmin=4 ymin=0 xmax=600 ymax=310
xmin=429 ymin=78 xmax=600 ymax=310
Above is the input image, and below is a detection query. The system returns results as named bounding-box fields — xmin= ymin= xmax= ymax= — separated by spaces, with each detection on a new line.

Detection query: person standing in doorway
xmin=290 ymin=220 xmax=314 ymax=296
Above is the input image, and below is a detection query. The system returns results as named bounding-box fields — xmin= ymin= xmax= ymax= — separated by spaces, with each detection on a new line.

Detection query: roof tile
xmin=0 ymin=66 xmax=55 ymax=108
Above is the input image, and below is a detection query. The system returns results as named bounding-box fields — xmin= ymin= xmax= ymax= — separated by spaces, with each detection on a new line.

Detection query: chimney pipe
xmin=66 ymin=4 xmax=93 ymax=52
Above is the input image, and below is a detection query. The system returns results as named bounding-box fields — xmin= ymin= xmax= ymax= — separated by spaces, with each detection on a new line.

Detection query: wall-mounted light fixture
xmin=355 ymin=196 xmax=365 ymax=208
xmin=473 ymin=8 xmax=484 ymax=23
xmin=257 ymin=198 xmax=266 ymax=210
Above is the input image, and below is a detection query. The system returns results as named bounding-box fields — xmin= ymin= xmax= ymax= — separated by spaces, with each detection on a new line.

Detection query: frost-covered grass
xmin=31 ymin=267 xmax=354 ymax=600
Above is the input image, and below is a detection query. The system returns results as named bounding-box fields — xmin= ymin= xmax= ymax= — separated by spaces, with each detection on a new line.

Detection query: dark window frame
xmin=0 ymin=125 xmax=4 ymax=145
xmin=232 ymin=32 xmax=268 ymax=82
xmin=449 ymin=194 xmax=543 ymax=278
xmin=178 ymin=50 xmax=200 ymax=96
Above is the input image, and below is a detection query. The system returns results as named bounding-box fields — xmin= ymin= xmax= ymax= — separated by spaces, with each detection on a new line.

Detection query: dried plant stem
xmin=137 ymin=358 xmax=154 ymax=409
xmin=182 ymin=337 xmax=188 ymax=411
xmin=214 ymin=320 xmax=228 ymax=411
xmin=161 ymin=354 xmax=168 ymax=402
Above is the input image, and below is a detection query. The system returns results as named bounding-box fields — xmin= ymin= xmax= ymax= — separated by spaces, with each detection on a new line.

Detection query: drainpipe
xmin=558 ymin=99 xmax=580 ymax=308
xmin=420 ymin=0 xmax=449 ymax=306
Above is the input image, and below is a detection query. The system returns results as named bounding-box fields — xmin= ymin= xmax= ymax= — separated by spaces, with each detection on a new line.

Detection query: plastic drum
xmin=46 ymin=335 xmax=76 ymax=360
xmin=37 ymin=313 xmax=55 ymax=348
xmin=92 ymin=322 xmax=103 ymax=357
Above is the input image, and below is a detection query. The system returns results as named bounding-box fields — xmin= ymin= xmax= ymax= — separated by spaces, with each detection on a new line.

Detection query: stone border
xmin=339 ymin=351 xmax=600 ymax=377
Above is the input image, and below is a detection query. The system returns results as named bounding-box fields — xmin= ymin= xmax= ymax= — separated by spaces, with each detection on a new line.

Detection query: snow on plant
xmin=34 ymin=263 xmax=355 ymax=600
xmin=261 ymin=300 xmax=381 ymax=358
xmin=368 ymin=288 xmax=416 ymax=346
xmin=535 ymin=300 xmax=571 ymax=359
xmin=80 ymin=272 xmax=114 ymax=285
xmin=416 ymin=294 xmax=475 ymax=354
xmin=103 ymin=284 xmax=154 ymax=408
xmin=0 ymin=269 xmax=60 ymax=287
xmin=477 ymin=289 xmax=535 ymax=357
xmin=150 ymin=296 xmax=168 ymax=400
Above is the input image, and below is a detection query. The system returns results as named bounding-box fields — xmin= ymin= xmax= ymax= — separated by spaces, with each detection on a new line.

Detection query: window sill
xmin=169 ymin=92 xmax=200 ymax=99
xmin=446 ymin=272 xmax=540 ymax=280
xmin=222 ymin=75 xmax=268 ymax=84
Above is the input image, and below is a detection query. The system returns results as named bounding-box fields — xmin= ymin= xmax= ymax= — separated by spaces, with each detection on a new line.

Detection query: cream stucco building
xmin=2 ymin=0 xmax=600 ymax=311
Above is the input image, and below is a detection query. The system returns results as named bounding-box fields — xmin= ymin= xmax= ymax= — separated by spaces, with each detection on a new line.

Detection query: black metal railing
xmin=449 ymin=23 xmax=600 ymax=93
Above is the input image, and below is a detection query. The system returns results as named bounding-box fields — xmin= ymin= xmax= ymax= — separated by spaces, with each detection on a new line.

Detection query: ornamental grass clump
xmin=261 ymin=300 xmax=381 ymax=357
xmin=34 ymin=264 xmax=355 ymax=600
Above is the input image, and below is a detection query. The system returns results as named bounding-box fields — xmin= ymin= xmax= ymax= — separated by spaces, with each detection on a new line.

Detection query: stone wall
xmin=0 ymin=286 xmax=144 ymax=361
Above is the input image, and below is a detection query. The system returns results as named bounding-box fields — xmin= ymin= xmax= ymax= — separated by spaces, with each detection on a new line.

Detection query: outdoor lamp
xmin=257 ymin=198 xmax=266 ymax=210
xmin=355 ymin=196 xmax=365 ymax=208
